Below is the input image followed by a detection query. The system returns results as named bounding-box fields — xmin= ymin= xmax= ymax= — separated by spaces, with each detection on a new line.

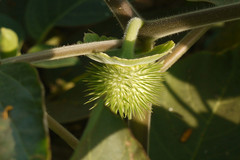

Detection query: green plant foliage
xmin=188 ymin=0 xmax=240 ymax=5
xmin=0 ymin=116 xmax=15 ymax=160
xmin=25 ymin=0 xmax=86 ymax=40
xmin=57 ymin=0 xmax=111 ymax=27
xmin=0 ymin=14 xmax=25 ymax=42
xmin=83 ymin=33 xmax=116 ymax=43
xmin=71 ymin=101 xmax=149 ymax=160
xmin=1 ymin=0 xmax=240 ymax=159
xmin=33 ymin=58 xmax=80 ymax=69
xmin=86 ymin=41 xmax=174 ymax=66
xmin=206 ymin=21 xmax=240 ymax=53
xmin=0 ymin=63 xmax=50 ymax=160
xmin=46 ymin=81 xmax=92 ymax=123
xmin=28 ymin=44 xmax=81 ymax=68
xmin=0 ymin=0 xmax=27 ymax=27
xmin=150 ymin=49 xmax=240 ymax=159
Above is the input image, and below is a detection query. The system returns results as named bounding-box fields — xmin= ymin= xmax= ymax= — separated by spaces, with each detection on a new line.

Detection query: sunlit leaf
xmin=150 ymin=49 xmax=240 ymax=160
xmin=71 ymin=101 xmax=149 ymax=160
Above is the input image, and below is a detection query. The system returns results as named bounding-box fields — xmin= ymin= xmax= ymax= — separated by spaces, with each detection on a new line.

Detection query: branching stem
xmin=139 ymin=2 xmax=240 ymax=40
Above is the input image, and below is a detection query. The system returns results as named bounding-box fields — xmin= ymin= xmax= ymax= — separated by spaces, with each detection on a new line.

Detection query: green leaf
xmin=0 ymin=63 xmax=50 ymax=160
xmin=87 ymin=41 xmax=175 ymax=66
xmin=0 ymin=110 xmax=15 ymax=160
xmin=0 ymin=0 xmax=28 ymax=27
xmin=205 ymin=21 xmax=240 ymax=53
xmin=33 ymin=58 xmax=80 ymax=68
xmin=150 ymin=50 xmax=240 ymax=159
xmin=46 ymin=82 xmax=91 ymax=123
xmin=187 ymin=0 xmax=240 ymax=5
xmin=57 ymin=0 xmax=111 ymax=27
xmin=25 ymin=0 xmax=86 ymax=40
xmin=71 ymin=101 xmax=149 ymax=160
xmin=83 ymin=33 xmax=116 ymax=43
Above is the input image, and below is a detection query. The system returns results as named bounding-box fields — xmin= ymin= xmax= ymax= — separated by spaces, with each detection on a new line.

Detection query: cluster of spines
xmin=86 ymin=62 xmax=164 ymax=119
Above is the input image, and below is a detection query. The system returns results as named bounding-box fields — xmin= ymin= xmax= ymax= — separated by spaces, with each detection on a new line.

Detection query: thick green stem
xmin=47 ymin=114 xmax=79 ymax=149
xmin=139 ymin=2 xmax=240 ymax=40
xmin=121 ymin=17 xmax=143 ymax=59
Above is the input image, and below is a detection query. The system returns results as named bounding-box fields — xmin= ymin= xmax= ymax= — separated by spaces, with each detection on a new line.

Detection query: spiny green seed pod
xmin=86 ymin=62 xmax=164 ymax=119
xmin=85 ymin=17 xmax=175 ymax=119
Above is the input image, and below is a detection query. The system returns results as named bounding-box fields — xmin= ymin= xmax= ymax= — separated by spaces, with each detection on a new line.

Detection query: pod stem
xmin=121 ymin=17 xmax=144 ymax=59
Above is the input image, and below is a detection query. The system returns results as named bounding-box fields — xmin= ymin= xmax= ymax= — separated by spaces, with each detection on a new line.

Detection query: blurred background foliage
xmin=0 ymin=0 xmax=240 ymax=159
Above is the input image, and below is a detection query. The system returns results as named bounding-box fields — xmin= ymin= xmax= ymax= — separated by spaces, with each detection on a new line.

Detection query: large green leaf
xmin=57 ymin=0 xmax=111 ymax=27
xmin=205 ymin=20 xmax=240 ymax=53
xmin=150 ymin=49 xmax=240 ymax=159
xmin=0 ymin=63 xmax=50 ymax=160
xmin=25 ymin=0 xmax=86 ymax=40
xmin=0 ymin=0 xmax=28 ymax=27
xmin=187 ymin=0 xmax=240 ymax=5
xmin=71 ymin=101 xmax=149 ymax=160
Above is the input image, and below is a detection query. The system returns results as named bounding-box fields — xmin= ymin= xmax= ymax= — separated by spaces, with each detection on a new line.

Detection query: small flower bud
xmin=0 ymin=27 xmax=19 ymax=58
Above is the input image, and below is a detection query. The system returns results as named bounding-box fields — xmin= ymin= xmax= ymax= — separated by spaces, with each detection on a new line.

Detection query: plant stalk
xmin=47 ymin=114 xmax=79 ymax=149
xmin=2 ymin=3 xmax=240 ymax=65
xmin=128 ymin=105 xmax=152 ymax=154
xmin=161 ymin=27 xmax=210 ymax=72
xmin=104 ymin=0 xmax=140 ymax=30
xmin=0 ymin=40 xmax=122 ymax=64
xmin=139 ymin=2 xmax=240 ymax=40
xmin=121 ymin=17 xmax=143 ymax=59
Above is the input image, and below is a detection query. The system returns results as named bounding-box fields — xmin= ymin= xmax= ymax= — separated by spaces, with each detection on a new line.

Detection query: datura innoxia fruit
xmin=85 ymin=17 xmax=175 ymax=119
xmin=86 ymin=62 xmax=164 ymax=119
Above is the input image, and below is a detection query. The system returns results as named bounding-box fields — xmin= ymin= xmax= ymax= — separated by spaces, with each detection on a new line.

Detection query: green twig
xmin=47 ymin=114 xmax=79 ymax=149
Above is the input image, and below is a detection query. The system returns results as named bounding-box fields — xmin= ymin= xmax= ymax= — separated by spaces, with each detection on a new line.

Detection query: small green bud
xmin=0 ymin=27 xmax=19 ymax=58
